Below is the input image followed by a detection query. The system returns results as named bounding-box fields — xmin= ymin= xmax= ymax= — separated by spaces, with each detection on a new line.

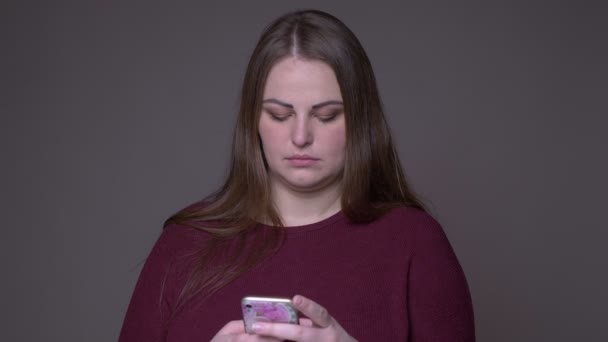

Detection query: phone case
xmin=241 ymin=296 xmax=299 ymax=333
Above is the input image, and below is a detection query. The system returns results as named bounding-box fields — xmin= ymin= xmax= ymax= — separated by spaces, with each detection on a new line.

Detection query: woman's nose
xmin=291 ymin=117 xmax=313 ymax=147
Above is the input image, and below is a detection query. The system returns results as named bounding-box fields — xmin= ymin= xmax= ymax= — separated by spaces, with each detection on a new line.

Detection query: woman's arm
xmin=408 ymin=214 xmax=476 ymax=342
xmin=118 ymin=226 xmax=184 ymax=342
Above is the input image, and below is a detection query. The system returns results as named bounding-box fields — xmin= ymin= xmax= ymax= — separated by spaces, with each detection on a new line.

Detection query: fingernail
xmin=252 ymin=322 xmax=265 ymax=332
xmin=293 ymin=295 xmax=302 ymax=305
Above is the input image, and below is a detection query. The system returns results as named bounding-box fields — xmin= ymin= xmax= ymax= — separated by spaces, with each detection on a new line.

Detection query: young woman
xmin=120 ymin=10 xmax=475 ymax=342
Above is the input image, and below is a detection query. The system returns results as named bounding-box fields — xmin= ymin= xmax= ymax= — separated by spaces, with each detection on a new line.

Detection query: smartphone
xmin=241 ymin=296 xmax=299 ymax=333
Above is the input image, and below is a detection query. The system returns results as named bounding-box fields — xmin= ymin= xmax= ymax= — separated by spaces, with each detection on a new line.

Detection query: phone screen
xmin=241 ymin=296 xmax=299 ymax=333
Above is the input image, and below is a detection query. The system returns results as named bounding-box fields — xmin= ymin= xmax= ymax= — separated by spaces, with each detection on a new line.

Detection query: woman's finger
xmin=298 ymin=318 xmax=314 ymax=327
xmin=215 ymin=320 xmax=247 ymax=335
xmin=254 ymin=337 xmax=283 ymax=342
xmin=292 ymin=295 xmax=332 ymax=328
xmin=213 ymin=320 xmax=282 ymax=341
xmin=253 ymin=322 xmax=313 ymax=341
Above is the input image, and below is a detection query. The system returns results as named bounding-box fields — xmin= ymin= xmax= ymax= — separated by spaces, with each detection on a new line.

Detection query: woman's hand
xmin=252 ymin=295 xmax=358 ymax=342
xmin=210 ymin=320 xmax=281 ymax=342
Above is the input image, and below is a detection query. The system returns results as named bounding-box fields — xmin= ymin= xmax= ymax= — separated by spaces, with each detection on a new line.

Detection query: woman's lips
xmin=286 ymin=155 xmax=319 ymax=167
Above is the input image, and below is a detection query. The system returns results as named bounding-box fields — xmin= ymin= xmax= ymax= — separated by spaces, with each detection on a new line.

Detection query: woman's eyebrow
xmin=262 ymin=98 xmax=343 ymax=109
xmin=262 ymin=98 xmax=293 ymax=108
xmin=312 ymin=100 xmax=343 ymax=109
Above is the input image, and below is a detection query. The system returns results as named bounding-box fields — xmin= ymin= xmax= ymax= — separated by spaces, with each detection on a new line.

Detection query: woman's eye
xmin=318 ymin=115 xmax=337 ymax=123
xmin=270 ymin=114 xmax=289 ymax=122
xmin=266 ymin=110 xmax=290 ymax=122
xmin=316 ymin=111 xmax=341 ymax=123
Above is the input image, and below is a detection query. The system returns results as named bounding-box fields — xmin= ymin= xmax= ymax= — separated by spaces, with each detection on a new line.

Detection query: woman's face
xmin=258 ymin=57 xmax=346 ymax=194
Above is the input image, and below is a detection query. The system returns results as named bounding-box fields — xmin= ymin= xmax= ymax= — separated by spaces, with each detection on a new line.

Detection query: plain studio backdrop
xmin=2 ymin=1 xmax=606 ymax=341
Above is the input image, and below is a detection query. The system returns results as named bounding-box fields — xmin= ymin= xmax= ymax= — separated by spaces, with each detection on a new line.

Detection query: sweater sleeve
xmin=118 ymin=225 xmax=189 ymax=342
xmin=408 ymin=213 xmax=476 ymax=342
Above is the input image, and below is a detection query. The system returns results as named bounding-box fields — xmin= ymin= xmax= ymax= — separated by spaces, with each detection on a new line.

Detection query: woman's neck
xmin=270 ymin=181 xmax=342 ymax=227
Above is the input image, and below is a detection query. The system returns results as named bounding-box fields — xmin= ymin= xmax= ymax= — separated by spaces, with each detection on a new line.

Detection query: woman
xmin=119 ymin=9 xmax=475 ymax=341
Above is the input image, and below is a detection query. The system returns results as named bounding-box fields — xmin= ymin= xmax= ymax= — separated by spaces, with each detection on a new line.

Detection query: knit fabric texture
xmin=119 ymin=206 xmax=475 ymax=341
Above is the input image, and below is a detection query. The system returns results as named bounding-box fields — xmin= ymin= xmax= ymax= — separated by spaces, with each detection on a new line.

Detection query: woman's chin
xmin=279 ymin=176 xmax=339 ymax=194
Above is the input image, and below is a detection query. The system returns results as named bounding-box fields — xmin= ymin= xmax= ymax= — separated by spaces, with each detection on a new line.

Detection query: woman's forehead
xmin=262 ymin=57 xmax=342 ymax=107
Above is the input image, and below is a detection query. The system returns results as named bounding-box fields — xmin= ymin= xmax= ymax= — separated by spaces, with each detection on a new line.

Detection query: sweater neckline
xmin=259 ymin=210 xmax=346 ymax=234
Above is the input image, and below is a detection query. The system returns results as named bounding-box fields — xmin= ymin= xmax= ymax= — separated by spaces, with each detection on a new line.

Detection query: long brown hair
xmin=164 ymin=9 xmax=425 ymax=314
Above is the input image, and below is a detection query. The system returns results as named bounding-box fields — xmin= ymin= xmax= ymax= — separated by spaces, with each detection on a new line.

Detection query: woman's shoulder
xmin=374 ymin=205 xmax=448 ymax=241
xmin=155 ymin=200 xmax=215 ymax=252
xmin=379 ymin=205 xmax=440 ymax=228
xmin=162 ymin=222 xmax=210 ymax=244
xmin=144 ymin=224 xmax=207 ymax=267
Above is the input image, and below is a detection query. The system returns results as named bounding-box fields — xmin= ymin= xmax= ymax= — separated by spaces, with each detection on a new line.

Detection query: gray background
xmin=2 ymin=1 xmax=607 ymax=341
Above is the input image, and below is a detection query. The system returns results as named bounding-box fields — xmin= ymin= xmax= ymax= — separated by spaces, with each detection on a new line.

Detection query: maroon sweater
xmin=119 ymin=207 xmax=475 ymax=341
